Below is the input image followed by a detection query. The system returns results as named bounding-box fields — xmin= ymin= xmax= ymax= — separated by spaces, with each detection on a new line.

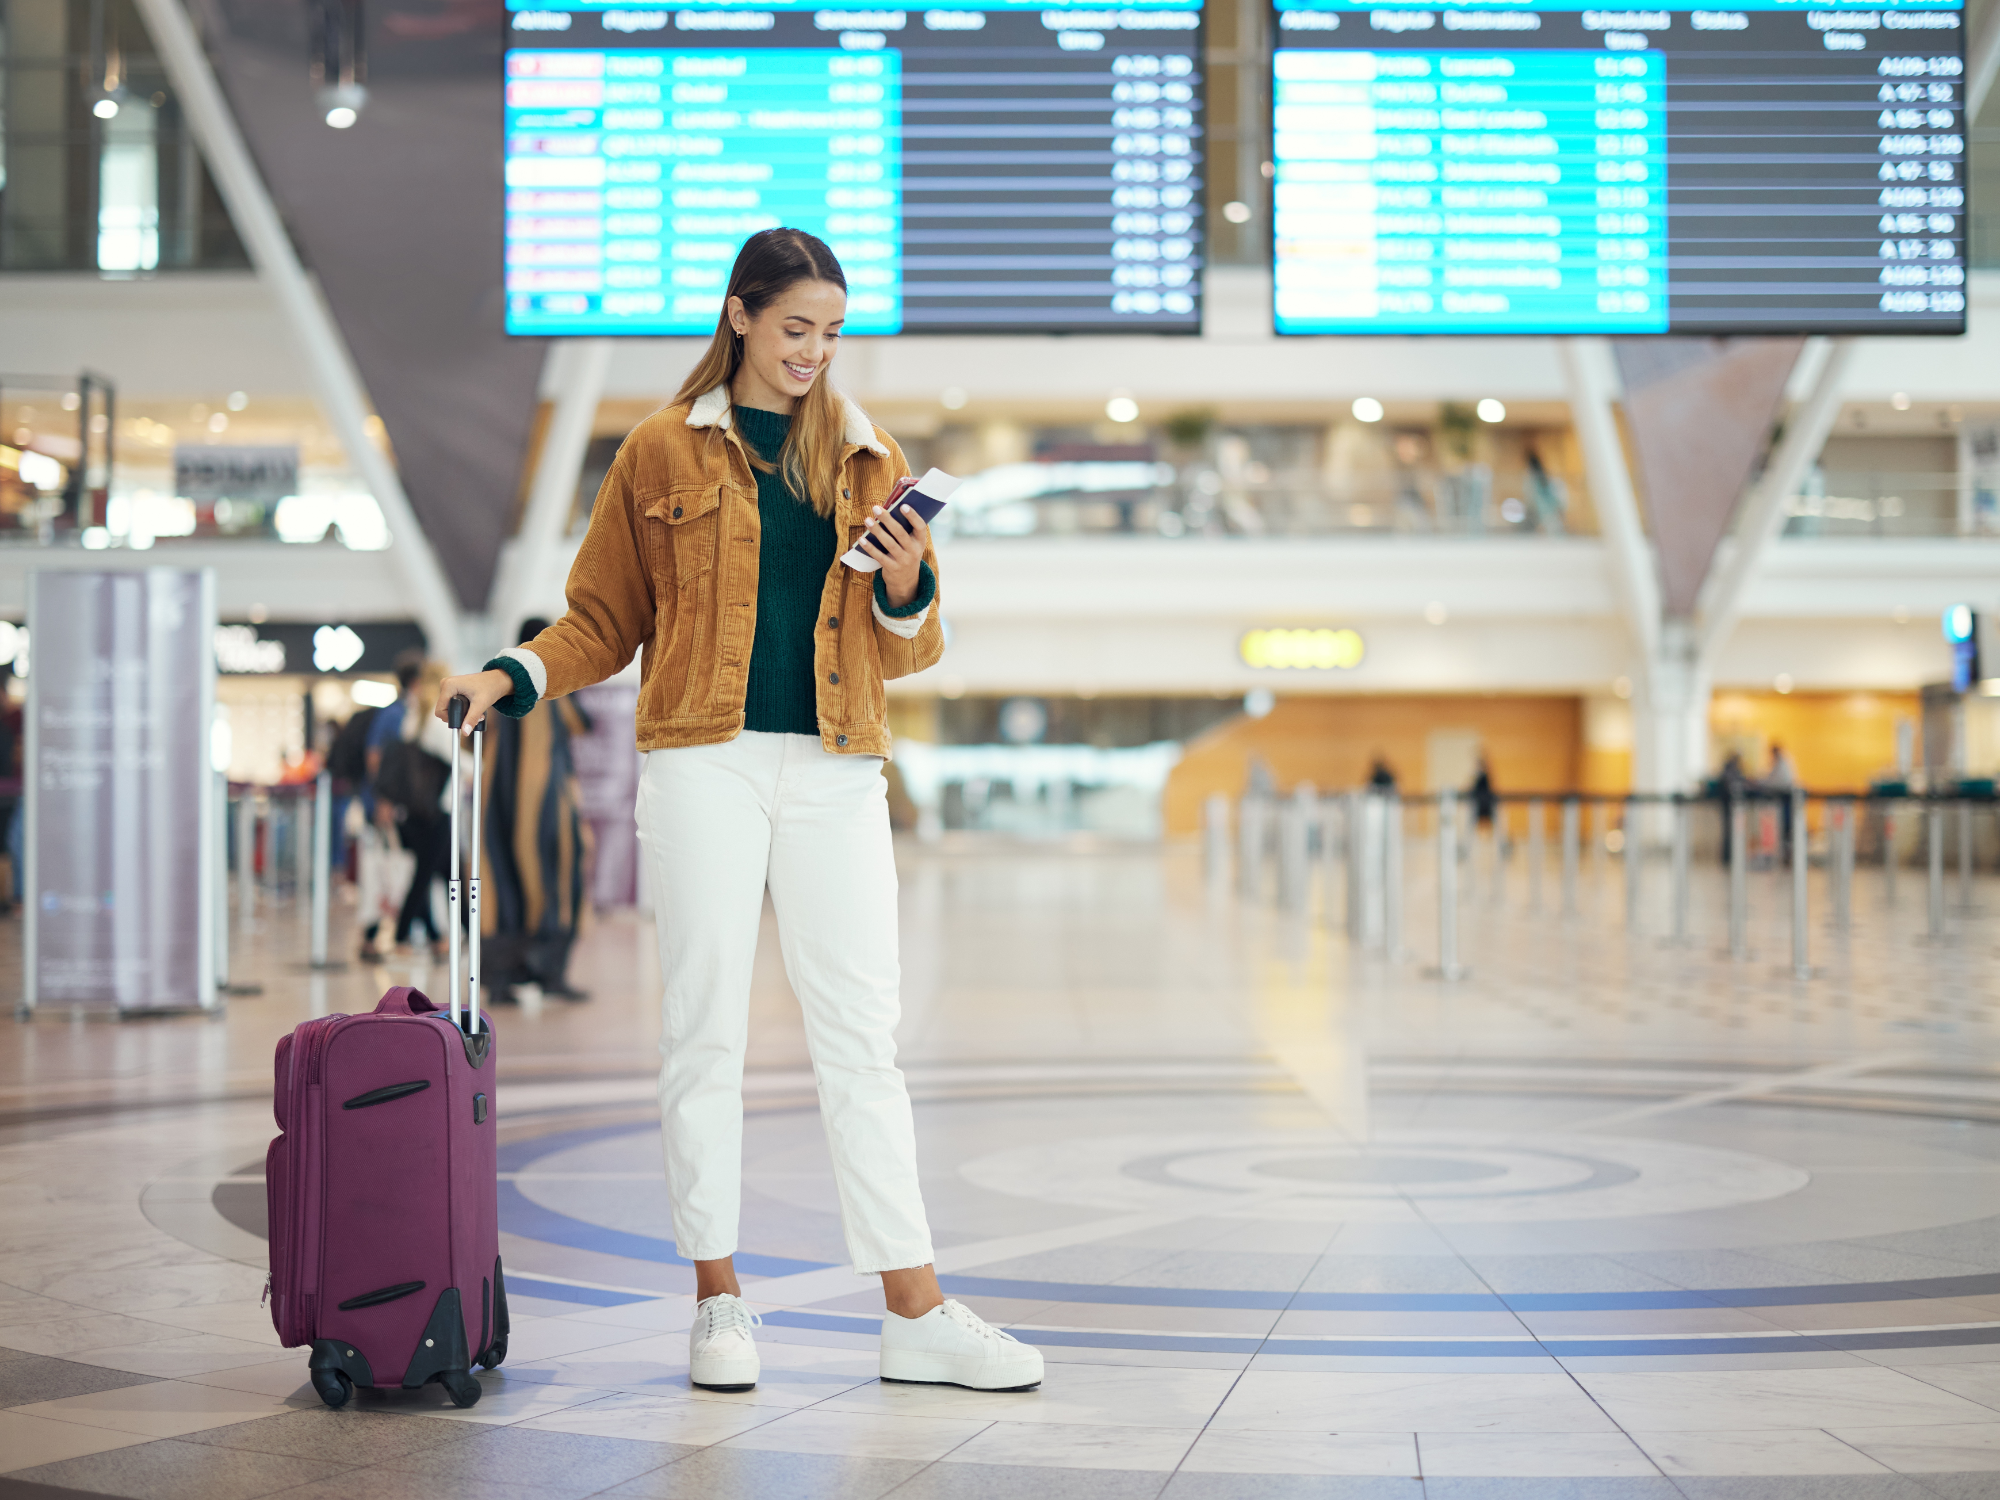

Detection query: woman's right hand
xmin=433 ymin=669 xmax=516 ymax=735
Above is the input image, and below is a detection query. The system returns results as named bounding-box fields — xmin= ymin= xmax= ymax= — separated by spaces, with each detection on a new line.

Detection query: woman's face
xmin=728 ymin=279 xmax=846 ymax=410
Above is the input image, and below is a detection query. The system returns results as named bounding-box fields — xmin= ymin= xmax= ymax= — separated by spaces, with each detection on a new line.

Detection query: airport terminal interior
xmin=8 ymin=0 xmax=2000 ymax=1493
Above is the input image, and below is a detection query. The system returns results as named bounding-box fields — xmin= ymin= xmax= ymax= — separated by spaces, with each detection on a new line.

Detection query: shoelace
xmin=940 ymin=1299 xmax=1021 ymax=1345
xmin=698 ymin=1294 xmax=762 ymax=1344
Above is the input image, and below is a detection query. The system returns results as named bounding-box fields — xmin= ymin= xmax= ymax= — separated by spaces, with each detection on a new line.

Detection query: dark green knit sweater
xmin=486 ymin=404 xmax=933 ymax=728
xmin=736 ymin=406 xmax=836 ymax=736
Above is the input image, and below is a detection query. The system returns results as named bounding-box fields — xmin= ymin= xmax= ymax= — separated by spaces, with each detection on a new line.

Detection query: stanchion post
xmin=310 ymin=771 xmax=332 ymax=968
xmin=294 ymin=793 xmax=312 ymax=911
xmin=1527 ymin=797 xmax=1545 ymax=912
xmin=1237 ymin=794 xmax=1265 ymax=901
xmin=236 ymin=789 xmax=256 ymax=928
xmin=1560 ymin=797 xmax=1580 ymax=916
xmin=1729 ymin=796 xmax=1748 ymax=959
xmin=215 ymin=772 xmax=230 ymax=992
xmin=1883 ymin=802 xmax=1898 ymax=908
xmin=1346 ymin=790 xmax=1366 ymax=940
xmin=1432 ymin=788 xmax=1465 ymax=979
xmin=1320 ymin=793 xmax=1344 ymax=926
xmin=1624 ymin=797 xmax=1641 ymax=932
xmin=1278 ymin=783 xmax=1313 ymax=910
xmin=1832 ymin=798 xmax=1853 ymax=931
xmin=1790 ymin=787 xmax=1810 ymax=980
xmin=1958 ymin=798 xmax=1973 ymax=911
xmin=1928 ymin=800 xmax=1946 ymax=940
xmin=1384 ymin=792 xmax=1403 ymax=960
xmin=1202 ymin=793 xmax=1230 ymax=888
xmin=1671 ymin=795 xmax=1691 ymax=943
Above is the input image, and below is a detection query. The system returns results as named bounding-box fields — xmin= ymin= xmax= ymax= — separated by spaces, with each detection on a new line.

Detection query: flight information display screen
xmin=1270 ymin=0 xmax=1967 ymax=336
xmin=504 ymin=0 xmax=1205 ymax=336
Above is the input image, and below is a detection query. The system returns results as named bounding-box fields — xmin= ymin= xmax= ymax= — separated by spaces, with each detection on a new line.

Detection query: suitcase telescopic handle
xmin=445 ymin=695 xmax=482 ymax=1037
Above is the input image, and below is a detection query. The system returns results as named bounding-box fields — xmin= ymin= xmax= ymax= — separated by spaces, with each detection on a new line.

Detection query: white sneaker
xmin=689 ymin=1293 xmax=761 ymax=1391
xmin=879 ymin=1299 xmax=1043 ymax=1391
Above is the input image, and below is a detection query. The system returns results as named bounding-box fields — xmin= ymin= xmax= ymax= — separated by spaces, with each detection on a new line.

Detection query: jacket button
xmin=835 ymin=734 xmax=848 ymax=746
xmin=672 ymin=506 xmax=683 ymax=518
xmin=842 ymin=488 xmax=851 ymax=499
xmin=827 ymin=616 xmax=839 ymax=628
xmin=828 ymin=672 xmax=839 ymax=684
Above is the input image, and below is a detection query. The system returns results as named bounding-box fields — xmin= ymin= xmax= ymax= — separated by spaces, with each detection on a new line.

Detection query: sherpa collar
xmin=686 ymin=384 xmax=888 ymax=457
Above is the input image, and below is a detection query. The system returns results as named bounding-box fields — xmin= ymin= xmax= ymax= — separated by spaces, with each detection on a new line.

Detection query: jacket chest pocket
xmin=644 ymin=485 xmax=723 ymax=586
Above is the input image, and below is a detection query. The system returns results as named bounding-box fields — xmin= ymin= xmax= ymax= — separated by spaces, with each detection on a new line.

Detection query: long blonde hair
xmin=672 ymin=228 xmax=852 ymax=519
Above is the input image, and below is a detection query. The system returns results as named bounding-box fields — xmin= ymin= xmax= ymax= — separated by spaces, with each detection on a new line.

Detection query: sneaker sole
xmin=881 ymin=1374 xmax=1041 ymax=1392
xmin=691 ymin=1380 xmax=757 ymax=1392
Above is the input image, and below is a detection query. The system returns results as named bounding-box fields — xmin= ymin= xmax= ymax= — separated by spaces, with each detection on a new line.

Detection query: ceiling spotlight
xmin=940 ymin=386 xmax=967 ymax=411
xmin=1891 ymin=391 xmax=1911 ymax=411
xmin=1105 ymin=395 xmax=1139 ymax=424
xmin=92 ymin=97 xmax=120 ymax=119
xmin=1351 ymin=396 xmax=1384 ymax=423
xmin=1476 ymin=398 xmax=1506 ymax=423
xmin=1222 ymin=200 xmax=1252 ymax=224
xmin=1424 ymin=600 xmax=1448 ymax=625
xmin=318 ymin=80 xmax=367 ymax=130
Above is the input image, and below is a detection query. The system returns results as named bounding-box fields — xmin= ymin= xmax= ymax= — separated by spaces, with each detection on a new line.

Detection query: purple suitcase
xmin=266 ymin=699 xmax=504 ymax=1409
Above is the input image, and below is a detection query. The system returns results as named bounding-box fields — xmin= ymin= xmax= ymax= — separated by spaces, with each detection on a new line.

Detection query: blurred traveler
xmin=324 ymin=701 xmax=382 ymax=874
xmin=356 ymin=652 xmax=424 ymax=962
xmin=376 ymin=660 xmax=453 ymax=956
xmin=1368 ymin=755 xmax=1398 ymax=791
xmin=1469 ymin=755 xmax=1496 ymax=829
xmin=1717 ymin=750 xmax=1749 ymax=865
xmin=482 ymin=617 xmax=594 ymax=1005
xmin=0 ymin=691 xmax=19 ymax=915
xmin=433 ymin=229 xmax=1039 ymax=1396
xmin=1767 ymin=741 xmax=1799 ymax=863
xmin=1526 ymin=449 xmax=1568 ymax=534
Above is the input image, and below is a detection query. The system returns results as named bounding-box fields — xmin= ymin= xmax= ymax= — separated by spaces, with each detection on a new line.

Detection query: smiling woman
xmin=428 ymin=227 xmax=1042 ymax=1401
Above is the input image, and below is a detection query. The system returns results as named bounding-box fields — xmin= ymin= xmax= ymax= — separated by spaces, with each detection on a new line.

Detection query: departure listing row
xmin=1270 ymin=0 xmax=1968 ymax=336
xmin=502 ymin=0 xmax=1206 ymax=335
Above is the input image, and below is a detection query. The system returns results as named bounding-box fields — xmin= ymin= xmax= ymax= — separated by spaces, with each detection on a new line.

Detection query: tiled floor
xmin=5 ymin=835 xmax=2000 ymax=1498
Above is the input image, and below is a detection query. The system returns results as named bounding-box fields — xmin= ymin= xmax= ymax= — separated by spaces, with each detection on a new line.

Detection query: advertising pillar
xmin=23 ymin=569 xmax=217 ymax=1013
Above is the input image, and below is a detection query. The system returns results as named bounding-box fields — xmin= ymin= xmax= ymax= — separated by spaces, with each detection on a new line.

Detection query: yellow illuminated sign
xmin=1240 ymin=627 xmax=1366 ymax=671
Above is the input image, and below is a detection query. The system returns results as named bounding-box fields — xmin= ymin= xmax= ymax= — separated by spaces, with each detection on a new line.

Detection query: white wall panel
xmin=0 ymin=544 xmax=411 ymax=623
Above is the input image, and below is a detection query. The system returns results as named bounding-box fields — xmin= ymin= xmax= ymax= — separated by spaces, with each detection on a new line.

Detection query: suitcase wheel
xmin=439 ymin=1370 xmax=482 ymax=1408
xmin=311 ymin=1369 xmax=353 ymax=1409
xmin=478 ymin=1336 xmax=507 ymax=1371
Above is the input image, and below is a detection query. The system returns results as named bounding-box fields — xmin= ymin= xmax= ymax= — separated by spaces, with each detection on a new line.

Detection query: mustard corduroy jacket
xmin=519 ymin=385 xmax=944 ymax=758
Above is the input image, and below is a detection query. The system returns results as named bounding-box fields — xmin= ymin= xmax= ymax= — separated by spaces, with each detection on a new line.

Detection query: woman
xmin=435 ymin=229 xmax=1041 ymax=1395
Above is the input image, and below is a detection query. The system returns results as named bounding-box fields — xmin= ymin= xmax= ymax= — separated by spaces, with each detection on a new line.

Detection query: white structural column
xmin=131 ymin=0 xmax=462 ymax=663
xmin=1693 ymin=336 xmax=1856 ymax=674
xmin=487 ymin=338 xmax=613 ymax=640
xmin=1557 ymin=337 xmax=1701 ymax=796
xmin=1558 ymin=338 xmax=1660 ymax=662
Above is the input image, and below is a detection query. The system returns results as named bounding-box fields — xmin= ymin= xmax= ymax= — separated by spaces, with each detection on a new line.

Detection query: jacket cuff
xmin=484 ymin=652 xmax=541 ymax=718
xmin=874 ymin=560 xmax=935 ymax=619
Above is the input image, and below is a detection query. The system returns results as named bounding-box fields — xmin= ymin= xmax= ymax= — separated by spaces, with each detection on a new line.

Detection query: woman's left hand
xmin=863 ymin=503 xmax=930 ymax=608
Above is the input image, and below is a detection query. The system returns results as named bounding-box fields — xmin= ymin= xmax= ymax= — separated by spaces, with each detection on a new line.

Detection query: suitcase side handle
xmin=446 ymin=696 xmax=483 ymax=1038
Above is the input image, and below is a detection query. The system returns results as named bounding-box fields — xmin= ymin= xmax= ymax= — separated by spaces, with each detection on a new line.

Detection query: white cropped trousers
xmin=635 ymin=731 xmax=934 ymax=1274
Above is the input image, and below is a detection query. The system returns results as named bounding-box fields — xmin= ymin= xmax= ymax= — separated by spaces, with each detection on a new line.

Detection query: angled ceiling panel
xmin=1612 ymin=336 xmax=1805 ymax=621
xmin=191 ymin=0 xmax=542 ymax=608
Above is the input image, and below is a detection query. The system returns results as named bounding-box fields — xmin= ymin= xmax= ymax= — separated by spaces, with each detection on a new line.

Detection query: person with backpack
xmin=375 ymin=660 xmax=454 ymax=957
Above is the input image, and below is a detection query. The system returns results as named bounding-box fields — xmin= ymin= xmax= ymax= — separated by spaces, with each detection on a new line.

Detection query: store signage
xmin=26 ymin=569 xmax=216 ymax=1012
xmin=174 ymin=445 xmax=299 ymax=503
xmin=213 ymin=620 xmax=425 ymax=675
xmin=1240 ymin=627 xmax=1366 ymax=671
